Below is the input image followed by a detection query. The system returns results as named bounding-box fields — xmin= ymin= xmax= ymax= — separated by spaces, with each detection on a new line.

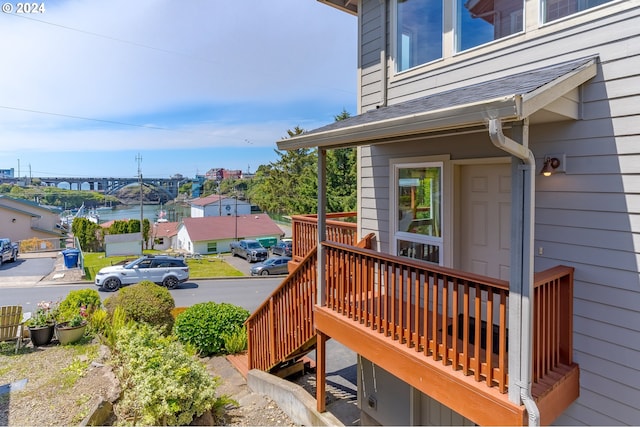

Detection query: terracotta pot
xmin=55 ymin=322 xmax=87 ymax=345
xmin=28 ymin=324 xmax=55 ymax=346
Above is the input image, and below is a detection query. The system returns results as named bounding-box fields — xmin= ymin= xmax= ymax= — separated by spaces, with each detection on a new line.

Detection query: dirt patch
xmin=0 ymin=341 xmax=298 ymax=426
xmin=0 ymin=343 xmax=116 ymax=426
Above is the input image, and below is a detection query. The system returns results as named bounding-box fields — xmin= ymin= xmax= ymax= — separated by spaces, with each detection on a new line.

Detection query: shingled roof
xmin=181 ymin=214 xmax=283 ymax=242
xmin=190 ymin=194 xmax=227 ymax=207
xmin=278 ymin=56 xmax=598 ymax=150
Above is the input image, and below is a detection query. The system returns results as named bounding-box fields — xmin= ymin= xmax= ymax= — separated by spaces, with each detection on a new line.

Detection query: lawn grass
xmin=82 ymin=251 xmax=243 ymax=281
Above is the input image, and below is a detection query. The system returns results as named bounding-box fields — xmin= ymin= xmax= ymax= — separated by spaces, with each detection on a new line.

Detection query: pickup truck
xmin=0 ymin=238 xmax=19 ymax=266
xmin=230 ymin=239 xmax=268 ymax=263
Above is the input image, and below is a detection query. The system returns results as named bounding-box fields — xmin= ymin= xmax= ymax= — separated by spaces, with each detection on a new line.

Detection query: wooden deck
xmin=245 ymin=214 xmax=580 ymax=425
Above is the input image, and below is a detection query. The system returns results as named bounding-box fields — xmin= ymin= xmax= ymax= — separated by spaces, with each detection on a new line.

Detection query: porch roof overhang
xmin=317 ymin=0 xmax=357 ymax=16
xmin=277 ymin=56 xmax=598 ymax=151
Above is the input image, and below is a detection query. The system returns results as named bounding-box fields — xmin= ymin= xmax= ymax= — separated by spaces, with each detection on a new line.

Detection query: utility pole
xmin=136 ymin=153 xmax=144 ymax=253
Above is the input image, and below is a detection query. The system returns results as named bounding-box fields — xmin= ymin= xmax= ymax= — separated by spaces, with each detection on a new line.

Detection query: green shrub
xmin=104 ymin=281 xmax=175 ymax=334
xmin=93 ymin=306 xmax=132 ymax=348
xmin=222 ymin=326 xmax=247 ymax=354
xmin=113 ymin=323 xmax=232 ymax=425
xmin=57 ymin=289 xmax=102 ymax=323
xmin=174 ymin=302 xmax=250 ymax=356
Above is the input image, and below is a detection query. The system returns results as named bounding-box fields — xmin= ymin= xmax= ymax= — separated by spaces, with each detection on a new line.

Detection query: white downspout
xmin=488 ymin=118 xmax=540 ymax=426
xmin=378 ymin=0 xmax=387 ymax=108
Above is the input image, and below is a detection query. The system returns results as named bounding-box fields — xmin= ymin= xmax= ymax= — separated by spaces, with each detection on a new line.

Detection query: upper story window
xmin=456 ymin=0 xmax=525 ymax=52
xmin=396 ymin=0 xmax=443 ymax=72
xmin=394 ymin=0 xmax=614 ymax=73
xmin=542 ymin=0 xmax=614 ymax=23
xmin=395 ymin=0 xmax=525 ymax=72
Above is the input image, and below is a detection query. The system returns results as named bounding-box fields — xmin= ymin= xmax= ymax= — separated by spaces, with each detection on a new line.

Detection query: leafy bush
xmin=222 ymin=326 xmax=247 ymax=354
xmin=104 ymin=281 xmax=175 ymax=334
xmin=57 ymin=289 xmax=102 ymax=323
xmin=92 ymin=306 xmax=132 ymax=348
xmin=174 ymin=302 xmax=250 ymax=356
xmin=113 ymin=323 xmax=232 ymax=425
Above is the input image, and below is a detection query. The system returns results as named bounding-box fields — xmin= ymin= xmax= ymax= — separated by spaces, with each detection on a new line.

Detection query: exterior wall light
xmin=541 ymin=157 xmax=561 ymax=176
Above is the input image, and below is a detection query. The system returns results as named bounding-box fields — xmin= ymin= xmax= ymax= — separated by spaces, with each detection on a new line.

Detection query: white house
xmin=177 ymin=214 xmax=283 ymax=255
xmin=151 ymin=221 xmax=179 ymax=251
xmin=189 ymin=194 xmax=251 ymax=218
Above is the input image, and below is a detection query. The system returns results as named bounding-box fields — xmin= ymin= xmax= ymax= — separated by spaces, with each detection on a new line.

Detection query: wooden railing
xmin=290 ymin=213 xmax=357 ymax=261
xmin=532 ymin=265 xmax=575 ymax=384
xmin=247 ymin=225 xmax=574 ymax=395
xmin=323 ymin=241 xmax=574 ymax=394
xmin=247 ymin=247 xmax=318 ymax=371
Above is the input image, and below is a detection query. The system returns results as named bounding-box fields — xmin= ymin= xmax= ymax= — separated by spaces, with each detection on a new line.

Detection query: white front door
xmin=458 ymin=163 xmax=511 ymax=280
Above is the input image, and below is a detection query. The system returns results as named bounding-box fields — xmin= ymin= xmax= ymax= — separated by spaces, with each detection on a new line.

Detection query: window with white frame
xmin=396 ymin=0 xmax=443 ymax=72
xmin=542 ymin=0 xmax=613 ymax=23
xmin=394 ymin=0 xmax=526 ymax=71
xmin=206 ymin=242 xmax=217 ymax=253
xmin=392 ymin=162 xmax=443 ymax=265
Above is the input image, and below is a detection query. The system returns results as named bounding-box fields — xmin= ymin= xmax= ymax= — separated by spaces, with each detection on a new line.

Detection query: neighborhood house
xmin=177 ymin=214 xmax=283 ymax=255
xmin=189 ymin=194 xmax=251 ymax=218
xmin=0 ymin=195 xmax=65 ymax=250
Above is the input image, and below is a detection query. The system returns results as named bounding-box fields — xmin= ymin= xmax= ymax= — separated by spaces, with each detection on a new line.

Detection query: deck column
xmin=317 ymin=148 xmax=327 ymax=305
xmin=316 ymin=331 xmax=327 ymax=412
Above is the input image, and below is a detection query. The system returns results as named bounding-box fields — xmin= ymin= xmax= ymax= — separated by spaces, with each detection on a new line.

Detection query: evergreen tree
xmin=71 ymin=217 xmax=101 ymax=252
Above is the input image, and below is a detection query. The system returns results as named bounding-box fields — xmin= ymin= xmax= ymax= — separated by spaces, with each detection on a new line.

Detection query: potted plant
xmin=55 ymin=307 xmax=88 ymax=345
xmin=54 ymin=289 xmax=101 ymax=345
xmin=26 ymin=301 xmax=57 ymax=346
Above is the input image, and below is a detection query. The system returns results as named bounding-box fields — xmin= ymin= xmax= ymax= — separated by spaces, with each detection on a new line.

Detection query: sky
xmin=0 ymin=0 xmax=357 ymax=179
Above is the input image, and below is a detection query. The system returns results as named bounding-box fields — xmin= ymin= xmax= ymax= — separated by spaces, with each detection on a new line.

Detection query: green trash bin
xmin=256 ymin=237 xmax=277 ymax=249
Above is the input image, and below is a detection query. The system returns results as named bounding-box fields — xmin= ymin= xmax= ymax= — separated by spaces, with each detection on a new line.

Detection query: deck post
xmin=317 ymin=331 xmax=327 ymax=412
xmin=318 ymin=148 xmax=327 ymax=306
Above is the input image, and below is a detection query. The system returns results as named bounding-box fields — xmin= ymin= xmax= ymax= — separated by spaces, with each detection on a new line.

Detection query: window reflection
xmin=397 ymin=240 xmax=440 ymax=263
xmin=543 ymin=0 xmax=613 ymax=23
xmin=397 ymin=167 xmax=441 ymax=238
xmin=397 ymin=0 xmax=443 ymax=72
xmin=456 ymin=0 xmax=524 ymax=52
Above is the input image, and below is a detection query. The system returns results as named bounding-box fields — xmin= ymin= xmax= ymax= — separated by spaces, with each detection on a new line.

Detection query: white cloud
xmin=0 ymin=0 xmax=356 ymax=123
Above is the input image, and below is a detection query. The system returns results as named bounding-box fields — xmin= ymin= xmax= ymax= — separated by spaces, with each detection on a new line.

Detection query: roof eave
xmin=278 ymin=96 xmax=521 ymax=151
xmin=317 ymin=0 xmax=358 ymax=16
xmin=521 ymin=58 xmax=597 ymax=117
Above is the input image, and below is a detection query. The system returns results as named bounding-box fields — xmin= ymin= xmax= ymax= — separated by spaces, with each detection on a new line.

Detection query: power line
xmin=0 ymin=105 xmax=178 ymax=132
xmin=4 ymin=13 xmax=216 ymax=64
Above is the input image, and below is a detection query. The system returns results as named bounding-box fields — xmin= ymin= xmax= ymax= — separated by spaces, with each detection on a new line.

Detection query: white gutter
xmin=378 ymin=0 xmax=387 ymax=108
xmin=488 ymin=118 xmax=539 ymax=426
xmin=278 ymin=96 xmax=519 ymax=150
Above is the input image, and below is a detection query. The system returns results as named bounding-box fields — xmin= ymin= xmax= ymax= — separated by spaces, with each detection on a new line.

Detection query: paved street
xmin=0 ymin=252 xmax=58 ymax=287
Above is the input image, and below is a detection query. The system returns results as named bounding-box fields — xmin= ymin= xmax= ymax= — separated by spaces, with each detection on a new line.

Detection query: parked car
xmin=271 ymin=240 xmax=292 ymax=257
xmin=0 ymin=238 xmax=19 ymax=266
xmin=230 ymin=239 xmax=269 ymax=263
xmin=94 ymin=255 xmax=189 ymax=292
xmin=250 ymin=256 xmax=292 ymax=276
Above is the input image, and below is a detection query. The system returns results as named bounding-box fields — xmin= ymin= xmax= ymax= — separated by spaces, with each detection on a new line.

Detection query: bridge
xmin=30 ymin=176 xmax=188 ymax=200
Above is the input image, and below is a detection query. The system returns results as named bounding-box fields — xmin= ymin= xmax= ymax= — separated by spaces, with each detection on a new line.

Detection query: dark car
xmin=271 ymin=240 xmax=292 ymax=257
xmin=250 ymin=256 xmax=291 ymax=276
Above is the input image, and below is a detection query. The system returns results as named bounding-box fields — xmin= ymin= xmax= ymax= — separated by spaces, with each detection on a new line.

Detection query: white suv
xmin=95 ymin=255 xmax=189 ymax=292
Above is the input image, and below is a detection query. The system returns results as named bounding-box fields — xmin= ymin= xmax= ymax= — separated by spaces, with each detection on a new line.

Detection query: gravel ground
xmin=0 ymin=342 xmax=299 ymax=426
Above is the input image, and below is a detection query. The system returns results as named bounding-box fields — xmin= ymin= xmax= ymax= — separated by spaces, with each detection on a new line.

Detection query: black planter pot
xmin=28 ymin=324 xmax=55 ymax=346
